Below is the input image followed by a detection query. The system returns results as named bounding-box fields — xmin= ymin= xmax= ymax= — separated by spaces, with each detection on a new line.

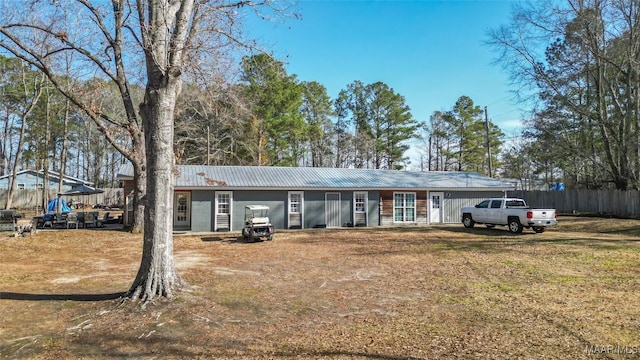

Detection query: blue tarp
xmin=47 ymin=198 xmax=72 ymax=213
xmin=549 ymin=182 xmax=565 ymax=191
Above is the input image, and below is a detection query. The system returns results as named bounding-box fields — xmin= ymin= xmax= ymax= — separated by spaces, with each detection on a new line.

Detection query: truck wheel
xmin=462 ymin=214 xmax=475 ymax=228
xmin=533 ymin=227 xmax=545 ymax=233
xmin=508 ymin=218 xmax=524 ymax=234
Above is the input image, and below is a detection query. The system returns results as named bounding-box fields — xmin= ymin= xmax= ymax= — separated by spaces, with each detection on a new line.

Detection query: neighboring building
xmin=506 ymin=178 xmax=549 ymax=191
xmin=117 ymin=165 xmax=516 ymax=232
xmin=0 ymin=169 xmax=93 ymax=191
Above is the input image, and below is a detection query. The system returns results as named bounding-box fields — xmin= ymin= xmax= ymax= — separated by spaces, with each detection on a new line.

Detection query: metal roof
xmin=0 ymin=169 xmax=94 ymax=186
xmin=118 ymin=164 xmax=516 ymax=191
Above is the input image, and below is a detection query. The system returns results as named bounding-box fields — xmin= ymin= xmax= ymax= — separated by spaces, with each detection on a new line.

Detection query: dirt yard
xmin=1 ymin=216 xmax=640 ymax=359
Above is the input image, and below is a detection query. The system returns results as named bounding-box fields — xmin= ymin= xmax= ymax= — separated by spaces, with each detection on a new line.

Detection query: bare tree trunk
xmin=126 ymin=0 xmax=195 ymax=300
xmin=40 ymin=86 xmax=52 ymax=212
xmin=57 ymin=98 xmax=70 ymax=202
xmin=6 ymin=65 xmax=42 ymax=209
xmin=128 ymin=79 xmax=184 ymax=300
xmin=5 ymin=113 xmax=28 ymax=210
xmin=121 ymin=139 xmax=146 ymax=234
xmin=130 ymin=160 xmax=146 ymax=234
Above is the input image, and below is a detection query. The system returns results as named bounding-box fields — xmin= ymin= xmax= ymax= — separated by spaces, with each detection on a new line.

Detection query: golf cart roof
xmin=246 ymin=205 xmax=269 ymax=210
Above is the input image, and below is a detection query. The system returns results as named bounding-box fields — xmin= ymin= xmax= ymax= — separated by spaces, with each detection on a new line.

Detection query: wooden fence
xmin=0 ymin=188 xmax=124 ymax=210
xmin=509 ymin=190 xmax=640 ymax=217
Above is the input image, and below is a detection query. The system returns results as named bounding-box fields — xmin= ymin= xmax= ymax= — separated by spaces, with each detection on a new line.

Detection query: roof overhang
xmin=174 ymin=186 xmax=515 ymax=192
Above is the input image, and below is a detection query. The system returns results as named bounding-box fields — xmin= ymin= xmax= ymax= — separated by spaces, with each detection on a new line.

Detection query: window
xmin=126 ymin=195 xmax=133 ymax=212
xmin=125 ymin=194 xmax=134 ymax=225
xmin=217 ymin=192 xmax=230 ymax=214
xmin=476 ymin=200 xmax=490 ymax=208
xmin=175 ymin=192 xmax=190 ymax=223
xmin=17 ymin=183 xmax=25 ymax=190
xmin=354 ymin=192 xmax=367 ymax=213
xmin=506 ymin=200 xmax=527 ymax=208
xmin=394 ymin=192 xmax=416 ymax=223
xmin=490 ymin=200 xmax=503 ymax=209
xmin=432 ymin=195 xmax=441 ymax=209
xmin=289 ymin=191 xmax=303 ymax=213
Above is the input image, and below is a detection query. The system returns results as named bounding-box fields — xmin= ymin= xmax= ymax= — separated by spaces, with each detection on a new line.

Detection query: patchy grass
xmin=1 ymin=217 xmax=640 ymax=359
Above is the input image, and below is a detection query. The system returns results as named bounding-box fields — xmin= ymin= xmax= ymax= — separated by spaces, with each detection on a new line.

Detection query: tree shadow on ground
xmin=68 ymin=330 xmax=425 ymax=360
xmin=201 ymin=234 xmax=274 ymax=245
xmin=340 ymin=225 xmax=640 ymax=256
xmin=269 ymin=350 xmax=424 ymax=360
xmin=434 ymin=227 xmax=640 ymax=252
xmin=598 ymin=227 xmax=640 ymax=237
xmin=435 ymin=225 xmax=535 ymax=236
xmin=0 ymin=291 xmax=126 ymax=301
xmin=200 ymin=235 xmax=236 ymax=242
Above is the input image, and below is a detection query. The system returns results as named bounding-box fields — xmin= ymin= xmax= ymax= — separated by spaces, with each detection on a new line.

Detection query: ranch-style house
xmin=117 ymin=164 xmax=516 ymax=232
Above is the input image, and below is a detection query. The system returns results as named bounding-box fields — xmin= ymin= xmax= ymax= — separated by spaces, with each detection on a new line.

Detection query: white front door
xmin=174 ymin=192 xmax=191 ymax=228
xmin=430 ymin=192 xmax=444 ymax=223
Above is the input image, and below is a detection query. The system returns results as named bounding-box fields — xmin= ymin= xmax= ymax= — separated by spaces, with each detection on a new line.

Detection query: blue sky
xmin=246 ymin=0 xmax=527 ymax=166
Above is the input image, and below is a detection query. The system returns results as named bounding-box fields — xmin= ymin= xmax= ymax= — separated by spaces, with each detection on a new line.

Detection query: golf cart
xmin=242 ymin=205 xmax=274 ymax=242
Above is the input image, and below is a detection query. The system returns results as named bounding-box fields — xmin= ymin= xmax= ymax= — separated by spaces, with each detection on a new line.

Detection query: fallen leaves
xmin=1 ymin=218 xmax=640 ymax=358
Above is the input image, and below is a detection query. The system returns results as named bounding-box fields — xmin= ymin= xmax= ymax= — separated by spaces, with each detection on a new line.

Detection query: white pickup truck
xmin=461 ymin=198 xmax=557 ymax=233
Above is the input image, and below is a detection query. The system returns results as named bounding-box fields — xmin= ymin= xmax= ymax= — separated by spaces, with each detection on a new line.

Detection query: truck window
xmin=490 ymin=200 xmax=503 ymax=208
xmin=476 ymin=200 xmax=490 ymax=208
xmin=505 ymin=200 xmax=527 ymax=208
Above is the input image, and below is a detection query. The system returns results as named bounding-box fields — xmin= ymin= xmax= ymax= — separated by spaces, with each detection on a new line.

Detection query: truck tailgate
xmin=528 ymin=209 xmax=557 ymax=227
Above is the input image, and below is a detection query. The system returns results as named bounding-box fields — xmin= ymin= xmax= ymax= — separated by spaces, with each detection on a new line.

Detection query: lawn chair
xmin=84 ymin=212 xmax=96 ymax=228
xmin=55 ymin=213 xmax=67 ymax=228
xmin=66 ymin=213 xmax=79 ymax=229
xmin=42 ymin=214 xmax=54 ymax=228
xmin=96 ymin=212 xmax=114 ymax=227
